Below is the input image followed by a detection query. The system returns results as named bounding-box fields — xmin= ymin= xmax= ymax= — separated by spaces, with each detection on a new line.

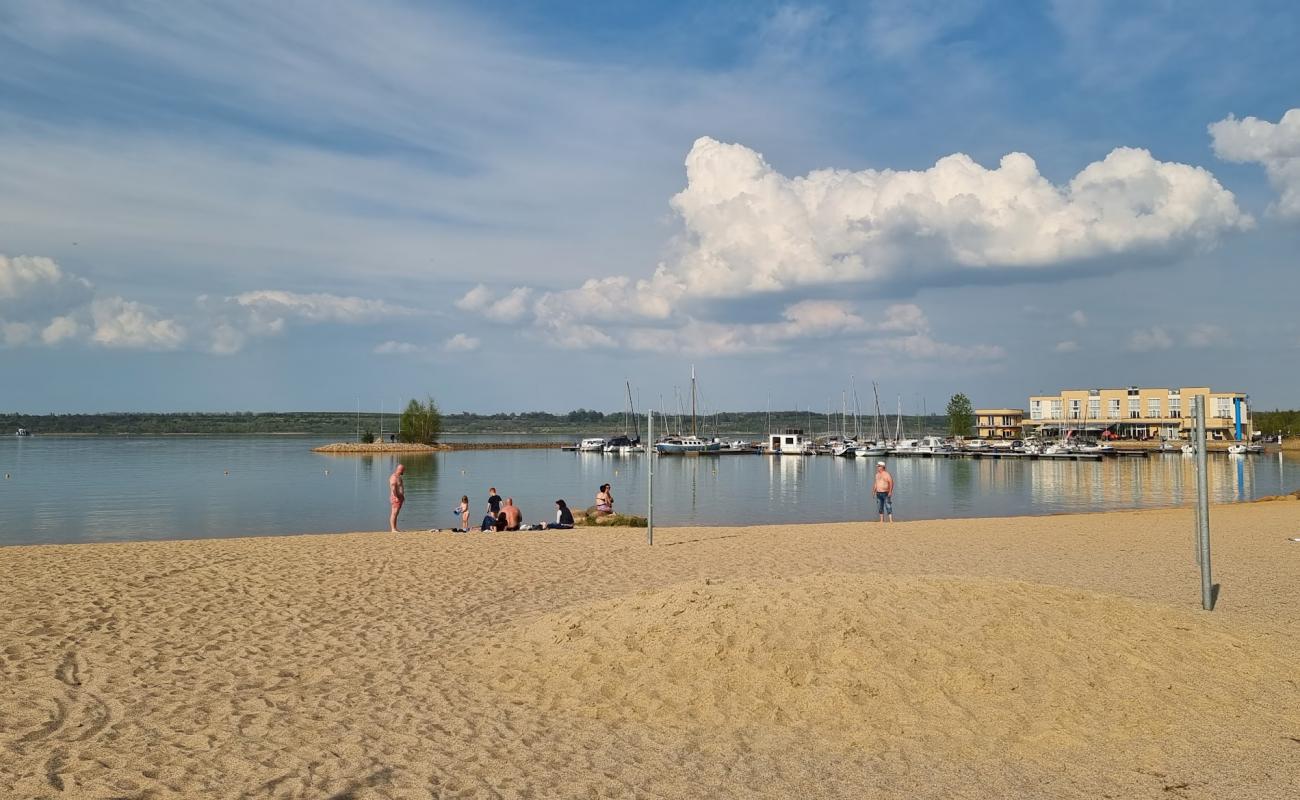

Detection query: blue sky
xmin=1 ymin=0 xmax=1298 ymax=415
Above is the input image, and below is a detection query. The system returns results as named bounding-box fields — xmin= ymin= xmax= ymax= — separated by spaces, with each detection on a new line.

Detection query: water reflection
xmin=1 ymin=436 xmax=1297 ymax=545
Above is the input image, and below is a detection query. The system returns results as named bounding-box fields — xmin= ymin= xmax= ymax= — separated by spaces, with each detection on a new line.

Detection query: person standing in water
xmin=873 ymin=461 xmax=894 ymax=523
xmin=389 ymin=464 xmax=406 ymax=532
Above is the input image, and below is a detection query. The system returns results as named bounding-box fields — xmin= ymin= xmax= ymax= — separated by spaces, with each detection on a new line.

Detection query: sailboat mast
xmin=690 ymin=364 xmax=697 ymax=437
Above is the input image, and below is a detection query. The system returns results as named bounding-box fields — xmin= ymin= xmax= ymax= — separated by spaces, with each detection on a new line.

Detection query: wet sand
xmin=2 ymin=502 xmax=1298 ymax=799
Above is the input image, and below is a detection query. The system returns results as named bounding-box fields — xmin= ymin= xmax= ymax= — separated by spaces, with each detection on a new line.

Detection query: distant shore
xmin=312 ymin=441 xmax=565 ymax=453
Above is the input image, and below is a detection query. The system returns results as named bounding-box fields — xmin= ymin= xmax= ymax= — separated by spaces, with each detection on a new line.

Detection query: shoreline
xmin=3 ymin=502 xmax=1299 ymax=797
xmin=3 ymin=493 xmax=1295 ymax=550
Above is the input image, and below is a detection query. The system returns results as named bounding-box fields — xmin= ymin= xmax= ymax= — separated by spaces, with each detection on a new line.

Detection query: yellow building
xmin=1024 ymin=387 xmax=1250 ymax=441
xmin=975 ymin=408 xmax=1024 ymax=439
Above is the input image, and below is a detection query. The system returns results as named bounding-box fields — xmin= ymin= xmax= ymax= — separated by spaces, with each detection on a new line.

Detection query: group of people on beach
xmin=388 ymin=460 xmax=891 ymax=531
xmin=387 ymin=464 xmax=614 ymax=532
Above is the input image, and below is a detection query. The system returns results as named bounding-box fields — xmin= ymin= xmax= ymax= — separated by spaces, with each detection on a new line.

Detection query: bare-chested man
xmin=389 ymin=464 xmax=406 ymax=532
xmin=873 ymin=461 xmax=894 ymax=522
xmin=501 ymin=497 xmax=523 ymax=531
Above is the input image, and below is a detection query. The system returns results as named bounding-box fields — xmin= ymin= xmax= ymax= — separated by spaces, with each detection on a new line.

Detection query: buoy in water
xmin=224 ymin=469 xmax=229 ymax=475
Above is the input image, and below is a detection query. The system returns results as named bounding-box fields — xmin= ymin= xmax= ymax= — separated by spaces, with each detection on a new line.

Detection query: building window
xmin=1147 ymin=398 xmax=1161 ymax=418
xmin=1169 ymin=396 xmax=1181 ymax=418
xmin=1215 ymin=397 xmax=1233 ymax=419
xmin=1088 ymin=398 xmax=1100 ymax=419
xmin=1069 ymin=399 xmax=1081 ymax=419
xmin=1050 ymin=400 xmax=1062 ymax=419
xmin=1128 ymin=397 xmax=1140 ymax=417
xmin=1030 ymin=401 xmax=1041 ymax=421
xmin=1108 ymin=399 xmax=1120 ymax=419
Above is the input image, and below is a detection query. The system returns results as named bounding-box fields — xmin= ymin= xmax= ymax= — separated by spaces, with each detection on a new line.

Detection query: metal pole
xmin=647 ymin=411 xmax=655 ymax=548
xmin=1192 ymin=398 xmax=1204 ymax=567
xmin=1194 ymin=397 xmax=1213 ymax=610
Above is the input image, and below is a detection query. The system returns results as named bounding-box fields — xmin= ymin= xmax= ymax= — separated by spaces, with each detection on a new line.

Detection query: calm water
xmin=1 ymin=435 xmax=1296 ymax=546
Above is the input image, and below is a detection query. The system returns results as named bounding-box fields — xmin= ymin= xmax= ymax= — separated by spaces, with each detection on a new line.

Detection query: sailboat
xmin=655 ymin=366 xmax=722 ymax=454
xmin=605 ymin=381 xmax=644 ymax=453
xmin=854 ymin=382 xmax=891 ymax=457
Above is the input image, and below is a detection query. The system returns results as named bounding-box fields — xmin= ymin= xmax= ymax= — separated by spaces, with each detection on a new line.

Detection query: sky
xmin=1 ymin=0 xmax=1298 ymax=415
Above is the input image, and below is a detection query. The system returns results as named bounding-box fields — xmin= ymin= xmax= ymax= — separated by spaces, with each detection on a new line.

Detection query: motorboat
xmin=914 ymin=435 xmax=953 ymax=454
xmin=579 ymin=437 xmax=607 ymax=452
xmin=892 ymin=438 xmax=919 ymax=453
xmin=15 ymin=428 xmax=31 ymax=437
xmin=854 ymin=442 xmax=890 ymax=457
xmin=1181 ymin=444 xmax=1196 ymax=455
xmin=1226 ymin=443 xmax=1247 ymax=455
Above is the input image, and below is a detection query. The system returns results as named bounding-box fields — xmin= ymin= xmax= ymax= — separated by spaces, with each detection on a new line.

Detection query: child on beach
xmin=454 ymin=495 xmax=470 ymax=531
xmin=595 ymin=483 xmax=613 ymax=515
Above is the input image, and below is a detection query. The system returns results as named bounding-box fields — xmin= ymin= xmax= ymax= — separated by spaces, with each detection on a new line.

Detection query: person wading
xmin=873 ymin=461 xmax=894 ymax=523
xmin=389 ymin=464 xmax=406 ymax=532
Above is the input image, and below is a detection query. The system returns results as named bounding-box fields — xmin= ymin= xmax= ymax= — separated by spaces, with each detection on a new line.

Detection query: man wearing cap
xmin=873 ymin=461 xmax=894 ymax=522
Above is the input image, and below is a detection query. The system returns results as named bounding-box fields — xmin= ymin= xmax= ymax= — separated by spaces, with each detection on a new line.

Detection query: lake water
xmin=1 ymin=435 xmax=1296 ymax=546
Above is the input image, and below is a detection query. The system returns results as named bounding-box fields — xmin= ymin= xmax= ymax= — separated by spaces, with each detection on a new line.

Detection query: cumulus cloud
xmin=1210 ymin=108 xmax=1300 ymax=218
xmin=200 ymin=290 xmax=416 ymax=354
xmin=41 ymin=316 xmax=82 ymax=345
xmin=0 ymin=253 xmax=184 ymax=350
xmin=1127 ymin=326 xmax=1173 ymax=352
xmin=442 ymin=333 xmax=481 ymax=352
xmin=89 ymin=297 xmax=187 ymax=350
xmin=660 ymin=137 xmax=1250 ymax=298
xmin=511 ymin=136 xmax=1248 ymax=355
xmin=1054 ymin=340 xmax=1080 ymax=353
xmin=455 ymin=285 xmax=534 ymax=322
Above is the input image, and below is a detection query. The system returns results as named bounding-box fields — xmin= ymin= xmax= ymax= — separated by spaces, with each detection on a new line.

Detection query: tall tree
xmin=399 ymin=397 xmax=443 ymax=445
xmin=946 ymin=393 xmax=974 ymax=438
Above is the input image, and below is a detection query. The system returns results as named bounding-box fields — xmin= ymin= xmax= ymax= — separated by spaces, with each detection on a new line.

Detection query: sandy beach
xmin=3 ymin=502 xmax=1298 ymax=799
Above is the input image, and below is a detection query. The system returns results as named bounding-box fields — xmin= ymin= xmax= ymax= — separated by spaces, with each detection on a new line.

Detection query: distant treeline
xmin=1253 ymin=410 xmax=1300 ymax=435
xmin=2 ymin=409 xmax=948 ymax=437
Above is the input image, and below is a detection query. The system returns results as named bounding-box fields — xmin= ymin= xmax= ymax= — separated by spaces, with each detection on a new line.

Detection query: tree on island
xmin=399 ymin=397 xmax=443 ymax=445
xmin=947 ymin=393 xmax=974 ymax=438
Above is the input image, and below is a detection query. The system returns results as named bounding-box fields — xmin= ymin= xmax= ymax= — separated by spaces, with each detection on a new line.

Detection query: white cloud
xmin=233 ymin=290 xmax=411 ymax=323
xmin=1186 ymin=324 xmax=1225 ymax=348
xmin=1127 ymin=326 xmax=1173 ymax=352
xmin=0 ymin=254 xmax=62 ymax=300
xmin=375 ymin=340 xmax=424 ymax=355
xmin=662 ymin=138 xmax=1251 ymax=299
xmin=1069 ymin=310 xmax=1088 ymax=327
xmin=89 ymin=297 xmax=187 ymax=350
xmin=620 ymin=300 xmax=995 ymax=360
xmin=455 ymin=285 xmax=533 ymax=323
xmin=1054 ymin=340 xmax=1080 ymax=353
xmin=1210 ymin=108 xmax=1300 ymax=218
xmin=443 ymin=333 xmax=481 ymax=352
xmin=41 ymin=316 xmax=82 ymax=345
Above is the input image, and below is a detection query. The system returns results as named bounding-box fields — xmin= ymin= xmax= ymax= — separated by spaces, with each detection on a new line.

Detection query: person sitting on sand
xmin=454 ymin=495 xmax=470 ymax=531
xmin=480 ymin=507 xmax=498 ymax=532
xmin=501 ymin=498 xmax=523 ymax=531
xmin=546 ymin=499 xmax=575 ymax=530
xmin=595 ymin=483 xmax=613 ymax=515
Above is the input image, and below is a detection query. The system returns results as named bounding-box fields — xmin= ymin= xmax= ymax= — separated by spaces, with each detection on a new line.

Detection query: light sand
xmin=2 ymin=502 xmax=1299 ymax=799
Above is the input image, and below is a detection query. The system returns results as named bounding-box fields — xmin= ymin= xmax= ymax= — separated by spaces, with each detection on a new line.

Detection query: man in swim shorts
xmin=873 ymin=461 xmax=894 ymax=523
xmin=389 ymin=463 xmax=406 ymax=532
